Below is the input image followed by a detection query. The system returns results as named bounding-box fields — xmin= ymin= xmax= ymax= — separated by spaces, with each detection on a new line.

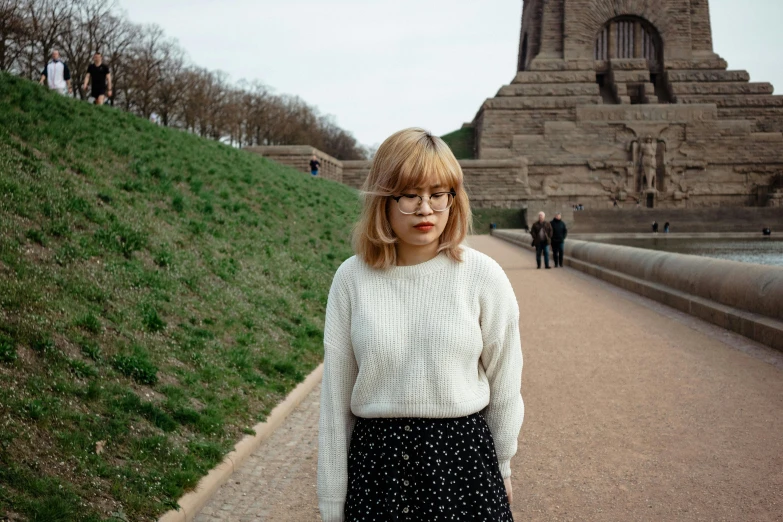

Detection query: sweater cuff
xmin=319 ymin=499 xmax=345 ymax=522
xmin=498 ymin=459 xmax=512 ymax=479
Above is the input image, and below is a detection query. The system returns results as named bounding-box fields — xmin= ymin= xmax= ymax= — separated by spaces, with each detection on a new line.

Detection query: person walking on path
xmin=318 ymin=128 xmax=523 ymax=522
xmin=550 ymin=212 xmax=567 ymax=268
xmin=310 ymin=154 xmax=321 ymax=176
xmin=39 ymin=49 xmax=72 ymax=96
xmin=81 ymin=51 xmax=112 ymax=105
xmin=530 ymin=211 xmax=553 ymax=269
xmin=652 ymin=221 xmax=659 ymax=234
xmin=664 ymin=221 xmax=670 ymax=233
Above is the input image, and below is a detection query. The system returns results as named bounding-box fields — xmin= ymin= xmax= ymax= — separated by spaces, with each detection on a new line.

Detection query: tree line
xmin=0 ymin=0 xmax=367 ymax=159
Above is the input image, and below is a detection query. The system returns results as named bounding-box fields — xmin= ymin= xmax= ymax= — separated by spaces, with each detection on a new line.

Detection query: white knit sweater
xmin=317 ymin=246 xmax=524 ymax=522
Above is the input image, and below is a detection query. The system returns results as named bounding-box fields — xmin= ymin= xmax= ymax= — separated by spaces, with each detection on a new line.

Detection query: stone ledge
xmin=677 ymin=95 xmax=783 ymax=107
xmin=527 ymin=59 xmax=597 ymax=71
xmin=664 ymin=58 xmax=729 ymax=70
xmin=666 ymin=70 xmax=751 ymax=83
xmin=671 ymin=82 xmax=774 ymax=96
xmin=512 ymin=70 xmax=596 ymax=84
xmin=492 ymin=230 xmax=783 ymax=352
xmin=497 ymin=83 xmax=600 ymax=97
xmin=485 ymin=96 xmax=602 ymax=109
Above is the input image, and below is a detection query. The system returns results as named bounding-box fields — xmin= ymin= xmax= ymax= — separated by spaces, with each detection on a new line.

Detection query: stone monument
xmin=470 ymin=0 xmax=783 ymax=208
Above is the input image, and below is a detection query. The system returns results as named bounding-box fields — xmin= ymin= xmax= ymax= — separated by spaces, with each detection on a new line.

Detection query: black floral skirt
xmin=344 ymin=413 xmax=514 ymax=521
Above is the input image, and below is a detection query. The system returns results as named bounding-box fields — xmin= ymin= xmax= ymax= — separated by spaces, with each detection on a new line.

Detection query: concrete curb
xmin=157 ymin=363 xmax=324 ymax=522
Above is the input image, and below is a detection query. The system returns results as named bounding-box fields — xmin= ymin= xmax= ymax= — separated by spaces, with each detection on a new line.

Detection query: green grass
xmin=472 ymin=208 xmax=528 ymax=233
xmin=0 ymin=72 xmax=360 ymax=521
xmin=441 ymin=127 xmax=475 ymax=160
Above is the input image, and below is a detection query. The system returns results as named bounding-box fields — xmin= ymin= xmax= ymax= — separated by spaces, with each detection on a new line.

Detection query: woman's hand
xmin=504 ymin=477 xmax=513 ymax=504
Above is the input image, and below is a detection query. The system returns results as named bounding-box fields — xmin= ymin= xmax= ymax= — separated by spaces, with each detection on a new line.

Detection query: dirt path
xmin=196 ymin=235 xmax=783 ymax=521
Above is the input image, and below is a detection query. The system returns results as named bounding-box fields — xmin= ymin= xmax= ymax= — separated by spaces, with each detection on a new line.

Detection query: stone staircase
xmin=663 ymin=60 xmax=783 ymax=132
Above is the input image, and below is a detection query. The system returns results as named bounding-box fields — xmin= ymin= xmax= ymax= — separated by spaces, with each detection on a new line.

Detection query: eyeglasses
xmin=390 ymin=190 xmax=456 ymax=215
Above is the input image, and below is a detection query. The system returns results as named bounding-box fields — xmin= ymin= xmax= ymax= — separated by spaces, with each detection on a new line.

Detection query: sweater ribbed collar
xmin=377 ymin=251 xmax=452 ymax=280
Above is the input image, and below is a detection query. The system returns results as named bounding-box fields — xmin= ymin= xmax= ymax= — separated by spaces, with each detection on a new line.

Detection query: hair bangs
xmin=390 ymin=140 xmax=462 ymax=195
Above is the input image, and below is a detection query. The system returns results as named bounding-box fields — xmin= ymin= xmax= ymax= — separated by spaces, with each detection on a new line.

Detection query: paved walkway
xmin=196 ymin=235 xmax=783 ymax=521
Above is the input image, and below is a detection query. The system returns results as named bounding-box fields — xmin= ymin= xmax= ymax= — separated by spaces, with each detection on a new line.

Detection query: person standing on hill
xmin=82 ymin=52 xmax=112 ymax=105
xmin=318 ymin=128 xmax=522 ymax=522
xmin=530 ymin=211 xmax=553 ymax=269
xmin=310 ymin=154 xmax=321 ymax=176
xmin=39 ymin=49 xmax=72 ymax=96
xmin=550 ymin=212 xmax=568 ymax=268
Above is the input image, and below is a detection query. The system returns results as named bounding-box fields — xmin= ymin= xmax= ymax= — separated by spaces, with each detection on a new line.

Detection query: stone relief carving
xmin=630 ymin=136 xmax=660 ymax=192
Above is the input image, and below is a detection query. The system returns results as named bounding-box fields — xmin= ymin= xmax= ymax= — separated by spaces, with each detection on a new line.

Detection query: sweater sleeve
xmin=318 ymin=266 xmax=358 ymax=522
xmin=479 ymin=263 xmax=524 ymax=479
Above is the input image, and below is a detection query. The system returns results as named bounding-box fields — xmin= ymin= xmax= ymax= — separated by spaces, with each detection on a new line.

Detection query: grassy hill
xmin=0 ymin=73 xmax=359 ymax=521
xmin=441 ymin=126 xmax=475 ymax=160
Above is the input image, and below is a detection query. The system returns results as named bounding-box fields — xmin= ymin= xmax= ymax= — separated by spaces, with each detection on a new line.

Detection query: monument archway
xmin=594 ymin=16 xmax=662 ymax=71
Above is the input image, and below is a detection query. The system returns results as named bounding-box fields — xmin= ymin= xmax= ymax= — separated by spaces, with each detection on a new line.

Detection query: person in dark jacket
xmin=550 ymin=212 xmax=567 ymax=268
xmin=530 ymin=211 xmax=553 ymax=269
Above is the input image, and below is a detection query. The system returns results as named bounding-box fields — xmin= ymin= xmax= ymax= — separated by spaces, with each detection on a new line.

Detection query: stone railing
xmin=492 ymin=229 xmax=783 ymax=351
xmin=244 ymin=146 xmax=343 ymax=182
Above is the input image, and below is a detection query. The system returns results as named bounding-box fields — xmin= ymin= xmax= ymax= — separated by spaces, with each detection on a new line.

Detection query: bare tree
xmin=123 ymin=23 xmax=166 ymax=116
xmin=101 ymin=14 xmax=136 ymax=106
xmin=0 ymin=0 xmax=26 ymax=72
xmin=153 ymin=39 xmax=186 ymax=126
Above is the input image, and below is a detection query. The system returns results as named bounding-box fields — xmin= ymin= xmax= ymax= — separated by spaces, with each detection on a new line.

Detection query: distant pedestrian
xmin=613 ymin=198 xmax=618 ymax=207
xmin=664 ymin=221 xmax=670 ymax=233
xmin=81 ymin=51 xmax=111 ymax=105
xmin=652 ymin=221 xmax=659 ymax=233
xmin=530 ymin=211 xmax=553 ymax=269
xmin=149 ymin=112 xmax=161 ymax=125
xmin=550 ymin=212 xmax=567 ymax=268
xmin=310 ymin=154 xmax=321 ymax=176
xmin=39 ymin=49 xmax=72 ymax=96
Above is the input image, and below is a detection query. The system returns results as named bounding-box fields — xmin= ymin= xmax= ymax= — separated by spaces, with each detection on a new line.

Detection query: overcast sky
xmin=121 ymin=0 xmax=783 ymax=148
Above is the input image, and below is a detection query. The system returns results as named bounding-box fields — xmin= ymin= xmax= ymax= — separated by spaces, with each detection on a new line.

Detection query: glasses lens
xmin=430 ymin=192 xmax=453 ymax=211
xmin=397 ymin=195 xmax=419 ymax=214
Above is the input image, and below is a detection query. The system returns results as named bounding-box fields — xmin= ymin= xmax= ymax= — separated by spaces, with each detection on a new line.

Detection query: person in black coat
xmin=550 ymin=212 xmax=568 ymax=268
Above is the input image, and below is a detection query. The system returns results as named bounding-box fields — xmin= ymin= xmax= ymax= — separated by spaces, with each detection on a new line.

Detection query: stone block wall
xmin=342 ymin=161 xmax=371 ymax=190
xmin=460 ymin=159 xmax=532 ymax=209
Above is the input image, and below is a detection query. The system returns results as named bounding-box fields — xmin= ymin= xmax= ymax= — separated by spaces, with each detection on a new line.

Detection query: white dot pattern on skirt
xmin=344 ymin=413 xmax=513 ymax=521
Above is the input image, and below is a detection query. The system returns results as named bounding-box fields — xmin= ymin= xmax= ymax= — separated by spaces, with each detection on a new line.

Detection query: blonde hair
xmin=353 ymin=127 xmax=472 ymax=269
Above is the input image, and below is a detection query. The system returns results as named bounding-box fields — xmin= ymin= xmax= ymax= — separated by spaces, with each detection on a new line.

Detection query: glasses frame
xmin=390 ymin=190 xmax=457 ymax=215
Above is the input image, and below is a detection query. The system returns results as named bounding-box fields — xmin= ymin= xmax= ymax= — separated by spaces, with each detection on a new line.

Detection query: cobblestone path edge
xmin=157 ymin=363 xmax=325 ymax=522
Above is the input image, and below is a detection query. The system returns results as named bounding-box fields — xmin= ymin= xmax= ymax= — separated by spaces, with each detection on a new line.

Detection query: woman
xmin=318 ymin=128 xmax=524 ymax=521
